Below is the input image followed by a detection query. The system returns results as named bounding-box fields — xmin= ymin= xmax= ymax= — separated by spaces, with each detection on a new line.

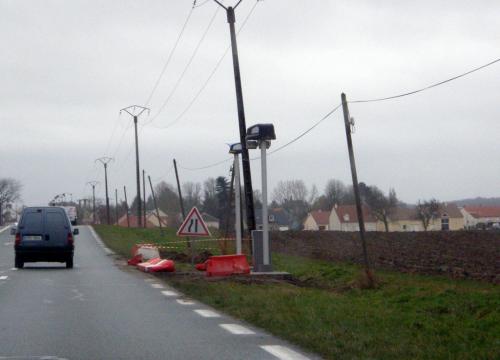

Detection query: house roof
xmin=117 ymin=215 xmax=157 ymax=228
xmin=333 ymin=205 xmax=376 ymax=223
xmin=463 ymin=206 xmax=500 ymax=218
xmin=255 ymin=208 xmax=291 ymax=226
xmin=309 ymin=210 xmax=330 ymax=225
xmin=202 ymin=213 xmax=219 ymax=223
xmin=390 ymin=203 xmax=463 ymax=221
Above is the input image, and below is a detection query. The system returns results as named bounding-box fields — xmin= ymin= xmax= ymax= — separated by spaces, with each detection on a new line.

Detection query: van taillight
xmin=67 ymin=233 xmax=74 ymax=245
xmin=15 ymin=233 xmax=21 ymax=245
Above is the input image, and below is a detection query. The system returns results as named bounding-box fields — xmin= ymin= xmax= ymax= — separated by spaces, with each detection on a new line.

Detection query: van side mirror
xmin=73 ymin=228 xmax=79 ymax=236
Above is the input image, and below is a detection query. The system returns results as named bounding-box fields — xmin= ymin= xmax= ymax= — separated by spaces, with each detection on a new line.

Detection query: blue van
xmin=14 ymin=207 xmax=78 ymax=268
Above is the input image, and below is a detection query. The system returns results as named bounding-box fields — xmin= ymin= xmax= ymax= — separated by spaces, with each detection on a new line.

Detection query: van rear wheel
xmin=15 ymin=255 xmax=24 ymax=269
xmin=66 ymin=256 xmax=73 ymax=269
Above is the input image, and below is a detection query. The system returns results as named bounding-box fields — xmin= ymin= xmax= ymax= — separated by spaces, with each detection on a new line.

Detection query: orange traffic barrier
xmin=196 ymin=254 xmax=250 ymax=277
xmin=146 ymin=259 xmax=175 ymax=273
xmin=127 ymin=254 xmax=143 ymax=266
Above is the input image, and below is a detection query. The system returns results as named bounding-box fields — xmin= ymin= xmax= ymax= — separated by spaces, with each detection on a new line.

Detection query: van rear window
xmin=46 ymin=212 xmax=66 ymax=228
xmin=22 ymin=212 xmax=43 ymax=232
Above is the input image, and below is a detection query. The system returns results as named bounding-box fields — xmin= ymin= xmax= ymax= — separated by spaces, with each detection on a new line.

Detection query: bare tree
xmin=361 ymin=185 xmax=398 ymax=232
xmin=182 ymin=181 xmax=202 ymax=210
xmin=324 ymin=179 xmax=353 ymax=208
xmin=272 ymin=180 xmax=308 ymax=204
xmin=416 ymin=199 xmax=441 ymax=231
xmin=0 ymin=178 xmax=22 ymax=225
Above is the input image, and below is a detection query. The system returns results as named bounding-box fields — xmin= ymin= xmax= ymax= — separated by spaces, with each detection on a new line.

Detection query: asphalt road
xmin=0 ymin=225 xmax=317 ymax=360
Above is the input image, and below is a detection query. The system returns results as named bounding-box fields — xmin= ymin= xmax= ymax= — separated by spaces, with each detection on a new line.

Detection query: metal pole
xmin=234 ymin=154 xmax=242 ymax=254
xmin=341 ymin=92 xmax=373 ymax=285
xmin=226 ymin=6 xmax=256 ymax=235
xmin=260 ymin=142 xmax=270 ymax=265
xmin=142 ymin=169 xmax=147 ymax=228
xmin=134 ymin=115 xmax=142 ymax=228
xmin=124 ymin=186 xmax=130 ymax=228
xmin=114 ymin=188 xmax=118 ymax=225
xmin=148 ymin=175 xmax=163 ymax=232
xmin=224 ymin=165 xmax=235 ymax=239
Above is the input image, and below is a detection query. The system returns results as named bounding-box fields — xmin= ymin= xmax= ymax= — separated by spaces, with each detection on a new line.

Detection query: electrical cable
xmin=149 ymin=0 xmax=260 ymax=130
xmin=350 ymin=57 xmax=500 ymax=104
xmin=146 ymin=5 xmax=221 ymax=124
xmin=144 ymin=4 xmax=196 ymax=107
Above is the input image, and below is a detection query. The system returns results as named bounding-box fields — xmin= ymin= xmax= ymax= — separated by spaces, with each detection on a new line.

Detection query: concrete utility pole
xmin=95 ymin=157 xmax=114 ymax=225
xmin=148 ymin=175 xmax=163 ymax=232
xmin=120 ymin=105 xmax=150 ymax=228
xmin=341 ymin=93 xmax=374 ymax=286
xmin=211 ymin=0 xmax=256 ymax=235
xmin=86 ymin=181 xmax=99 ymax=224
xmin=173 ymin=159 xmax=191 ymax=249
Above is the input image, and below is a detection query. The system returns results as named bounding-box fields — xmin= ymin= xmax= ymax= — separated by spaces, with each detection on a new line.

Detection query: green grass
xmin=96 ymin=225 xmax=500 ymax=360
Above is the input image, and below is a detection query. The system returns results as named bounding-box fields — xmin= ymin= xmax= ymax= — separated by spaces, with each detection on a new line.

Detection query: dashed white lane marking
xmin=151 ymin=283 xmax=164 ymax=289
xmin=0 ymin=276 xmax=8 ymax=280
xmin=144 ymin=278 xmax=155 ymax=282
xmin=260 ymin=345 xmax=310 ymax=360
xmin=219 ymin=323 xmax=255 ymax=335
xmin=10 ymin=268 xmax=18 ymax=271
xmin=194 ymin=309 xmax=220 ymax=318
xmin=4 ymin=242 xmax=13 ymax=246
xmin=161 ymin=290 xmax=178 ymax=297
xmin=176 ymin=299 xmax=195 ymax=305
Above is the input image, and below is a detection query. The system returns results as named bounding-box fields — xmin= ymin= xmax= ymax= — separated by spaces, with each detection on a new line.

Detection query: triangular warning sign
xmin=176 ymin=207 xmax=211 ymax=237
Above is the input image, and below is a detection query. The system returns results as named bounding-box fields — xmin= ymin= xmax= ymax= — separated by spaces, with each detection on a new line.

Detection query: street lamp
xmin=246 ymin=123 xmax=276 ymax=272
xmin=229 ymin=142 xmax=243 ymax=254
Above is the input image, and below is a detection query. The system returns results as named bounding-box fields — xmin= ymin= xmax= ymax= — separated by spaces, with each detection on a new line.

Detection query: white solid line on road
xmin=260 ymin=345 xmax=310 ymax=360
xmin=161 ymin=290 xmax=178 ymax=297
xmin=151 ymin=283 xmax=164 ymax=289
xmin=144 ymin=278 xmax=155 ymax=282
xmin=0 ymin=276 xmax=8 ymax=280
xmin=219 ymin=323 xmax=255 ymax=335
xmin=0 ymin=226 xmax=11 ymax=234
xmin=4 ymin=242 xmax=13 ymax=246
xmin=176 ymin=299 xmax=195 ymax=305
xmin=194 ymin=309 xmax=220 ymax=318
xmin=88 ymin=226 xmax=115 ymax=255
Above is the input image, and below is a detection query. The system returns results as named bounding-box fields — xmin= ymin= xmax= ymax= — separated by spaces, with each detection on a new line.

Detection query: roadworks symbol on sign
xmin=176 ymin=207 xmax=211 ymax=237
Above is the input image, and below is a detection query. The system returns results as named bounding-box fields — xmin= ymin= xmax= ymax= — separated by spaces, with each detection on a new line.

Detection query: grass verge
xmin=95 ymin=225 xmax=500 ymax=360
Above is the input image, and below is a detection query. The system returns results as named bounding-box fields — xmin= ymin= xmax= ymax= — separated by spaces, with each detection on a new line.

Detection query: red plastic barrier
xmin=127 ymin=254 xmax=143 ymax=266
xmin=147 ymin=259 xmax=176 ymax=273
xmin=195 ymin=263 xmax=207 ymax=271
xmin=200 ymin=255 xmax=250 ymax=277
xmin=136 ymin=257 xmax=162 ymax=272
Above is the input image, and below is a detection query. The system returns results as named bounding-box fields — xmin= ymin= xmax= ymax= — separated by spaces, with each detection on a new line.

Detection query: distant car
xmin=14 ymin=206 xmax=78 ymax=269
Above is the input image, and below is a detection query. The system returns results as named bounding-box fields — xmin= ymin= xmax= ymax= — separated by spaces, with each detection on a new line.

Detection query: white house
xmin=303 ymin=210 xmax=331 ymax=231
xmin=329 ymin=204 xmax=378 ymax=232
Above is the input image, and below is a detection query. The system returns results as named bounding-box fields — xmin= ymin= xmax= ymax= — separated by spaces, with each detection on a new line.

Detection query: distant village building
xmin=117 ymin=210 xmax=168 ymax=228
xmin=202 ymin=213 xmax=220 ymax=229
xmin=329 ymin=205 xmax=378 ymax=232
xmin=461 ymin=206 xmax=500 ymax=229
xmin=303 ymin=210 xmax=331 ymax=231
xmin=256 ymin=208 xmax=291 ymax=231
xmin=303 ymin=203 xmax=465 ymax=232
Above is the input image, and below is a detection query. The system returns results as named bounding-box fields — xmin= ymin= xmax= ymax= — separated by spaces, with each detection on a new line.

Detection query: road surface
xmin=0 ymin=225 xmax=317 ymax=360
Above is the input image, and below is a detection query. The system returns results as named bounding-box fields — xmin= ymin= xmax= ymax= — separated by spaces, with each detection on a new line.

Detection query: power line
xmin=143 ymin=4 xmax=196 ymax=107
xmin=350 ymin=57 xmax=500 ymax=104
xmin=146 ymin=5 xmax=221 ymax=124
xmin=148 ymin=0 xmax=260 ymax=130
xmin=178 ymin=103 xmax=342 ymax=170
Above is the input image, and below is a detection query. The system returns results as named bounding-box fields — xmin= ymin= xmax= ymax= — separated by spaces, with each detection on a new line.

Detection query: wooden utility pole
xmin=142 ymin=169 xmax=147 ymax=228
xmin=148 ymin=175 xmax=163 ymax=232
xmin=95 ymin=157 xmax=114 ymax=225
xmin=123 ymin=186 xmax=130 ymax=228
xmin=114 ymin=189 xmax=118 ymax=225
xmin=341 ymin=92 xmax=373 ymax=286
xmin=211 ymin=0 xmax=256 ymax=235
xmin=173 ymin=159 xmax=190 ymax=248
xmin=86 ymin=181 xmax=99 ymax=224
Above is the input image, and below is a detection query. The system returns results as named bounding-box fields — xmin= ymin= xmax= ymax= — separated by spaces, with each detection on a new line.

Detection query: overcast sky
xmin=1 ymin=0 xmax=499 ymax=206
